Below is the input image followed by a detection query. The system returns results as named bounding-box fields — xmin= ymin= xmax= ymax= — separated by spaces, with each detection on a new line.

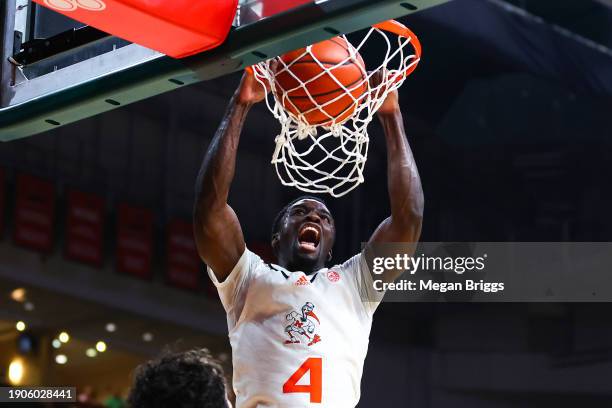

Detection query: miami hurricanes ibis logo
xmin=44 ymin=0 xmax=106 ymax=11
xmin=284 ymin=302 xmax=321 ymax=347
xmin=327 ymin=270 xmax=340 ymax=282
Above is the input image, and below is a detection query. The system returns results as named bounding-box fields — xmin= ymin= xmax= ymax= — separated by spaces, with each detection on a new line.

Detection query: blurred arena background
xmin=1 ymin=0 xmax=612 ymax=406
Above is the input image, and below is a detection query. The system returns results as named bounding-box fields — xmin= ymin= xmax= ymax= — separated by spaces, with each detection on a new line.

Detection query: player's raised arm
xmin=366 ymin=72 xmax=424 ymax=282
xmin=193 ymin=72 xmax=266 ymax=281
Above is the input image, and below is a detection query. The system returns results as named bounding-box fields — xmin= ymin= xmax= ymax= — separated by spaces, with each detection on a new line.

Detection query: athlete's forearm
xmin=379 ymin=110 xmax=424 ymax=238
xmin=195 ymin=92 xmax=251 ymax=213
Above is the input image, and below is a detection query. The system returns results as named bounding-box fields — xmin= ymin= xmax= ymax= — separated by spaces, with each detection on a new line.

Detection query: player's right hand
xmin=237 ymin=70 xmax=268 ymax=105
xmin=369 ymin=70 xmax=400 ymax=116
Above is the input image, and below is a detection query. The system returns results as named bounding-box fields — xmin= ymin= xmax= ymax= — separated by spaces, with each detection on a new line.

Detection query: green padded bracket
xmin=0 ymin=0 xmax=449 ymax=142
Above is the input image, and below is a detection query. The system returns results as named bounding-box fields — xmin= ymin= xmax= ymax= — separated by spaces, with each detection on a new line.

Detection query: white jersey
xmin=208 ymin=248 xmax=382 ymax=408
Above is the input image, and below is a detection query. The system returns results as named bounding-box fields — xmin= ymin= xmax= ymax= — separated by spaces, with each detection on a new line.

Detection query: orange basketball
xmin=274 ymin=37 xmax=367 ymax=127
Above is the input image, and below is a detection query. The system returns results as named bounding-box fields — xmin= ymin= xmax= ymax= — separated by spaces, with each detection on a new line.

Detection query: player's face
xmin=275 ymin=199 xmax=335 ymax=272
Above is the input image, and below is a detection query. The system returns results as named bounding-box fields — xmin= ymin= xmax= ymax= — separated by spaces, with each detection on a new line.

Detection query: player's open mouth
xmin=298 ymin=224 xmax=320 ymax=252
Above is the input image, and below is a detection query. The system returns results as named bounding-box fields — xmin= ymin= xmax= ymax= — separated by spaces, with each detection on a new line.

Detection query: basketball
xmin=273 ymin=37 xmax=368 ymax=127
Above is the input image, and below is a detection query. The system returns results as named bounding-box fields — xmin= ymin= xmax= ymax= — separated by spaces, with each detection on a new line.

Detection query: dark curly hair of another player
xmin=128 ymin=348 xmax=229 ymax=408
xmin=271 ymin=195 xmax=329 ymax=239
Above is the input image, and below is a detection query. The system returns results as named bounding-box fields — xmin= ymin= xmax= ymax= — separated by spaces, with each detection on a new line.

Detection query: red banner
xmin=0 ymin=168 xmax=5 ymax=238
xmin=167 ymin=219 xmax=201 ymax=290
xmin=14 ymin=174 xmax=55 ymax=253
xmin=116 ymin=204 xmax=153 ymax=279
xmin=65 ymin=190 xmax=105 ymax=266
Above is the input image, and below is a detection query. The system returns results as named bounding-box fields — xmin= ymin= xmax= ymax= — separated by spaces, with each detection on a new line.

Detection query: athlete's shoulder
xmin=334 ymin=252 xmax=365 ymax=273
xmin=230 ymin=248 xmax=277 ymax=281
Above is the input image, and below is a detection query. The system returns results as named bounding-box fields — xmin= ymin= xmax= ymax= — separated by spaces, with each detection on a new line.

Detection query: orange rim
xmin=373 ymin=19 xmax=421 ymax=78
xmin=246 ymin=19 xmax=421 ymax=78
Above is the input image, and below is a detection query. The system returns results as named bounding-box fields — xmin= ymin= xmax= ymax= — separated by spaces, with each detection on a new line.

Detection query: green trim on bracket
xmin=0 ymin=0 xmax=449 ymax=142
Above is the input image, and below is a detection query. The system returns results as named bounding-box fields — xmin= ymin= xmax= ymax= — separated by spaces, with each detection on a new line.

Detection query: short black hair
xmin=128 ymin=348 xmax=228 ymax=408
xmin=271 ymin=195 xmax=329 ymax=238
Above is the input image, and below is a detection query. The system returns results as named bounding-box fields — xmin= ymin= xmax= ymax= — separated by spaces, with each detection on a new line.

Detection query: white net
xmin=251 ymin=21 xmax=420 ymax=197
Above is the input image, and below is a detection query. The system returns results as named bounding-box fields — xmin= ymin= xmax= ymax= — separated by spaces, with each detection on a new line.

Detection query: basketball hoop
xmin=251 ymin=20 xmax=421 ymax=197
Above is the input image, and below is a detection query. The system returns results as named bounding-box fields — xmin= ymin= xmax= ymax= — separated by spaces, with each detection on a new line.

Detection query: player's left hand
xmin=369 ymin=70 xmax=400 ymax=115
xmin=237 ymin=70 xmax=267 ymax=105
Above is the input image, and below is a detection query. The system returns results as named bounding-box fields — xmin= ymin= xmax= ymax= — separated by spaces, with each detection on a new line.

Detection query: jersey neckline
xmin=268 ymin=263 xmax=327 ymax=282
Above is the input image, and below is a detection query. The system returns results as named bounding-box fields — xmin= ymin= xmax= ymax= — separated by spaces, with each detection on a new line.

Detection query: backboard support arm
xmin=0 ymin=0 xmax=16 ymax=108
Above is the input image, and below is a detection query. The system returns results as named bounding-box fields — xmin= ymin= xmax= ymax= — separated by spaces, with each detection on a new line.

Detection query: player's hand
xmin=369 ymin=70 xmax=400 ymax=116
xmin=237 ymin=70 xmax=268 ymax=105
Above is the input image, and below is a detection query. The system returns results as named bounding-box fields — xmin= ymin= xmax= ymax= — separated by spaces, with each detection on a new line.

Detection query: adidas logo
xmin=295 ymin=276 xmax=310 ymax=286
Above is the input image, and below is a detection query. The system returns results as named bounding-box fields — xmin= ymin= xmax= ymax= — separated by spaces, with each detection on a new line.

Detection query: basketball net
xmin=251 ymin=20 xmax=421 ymax=197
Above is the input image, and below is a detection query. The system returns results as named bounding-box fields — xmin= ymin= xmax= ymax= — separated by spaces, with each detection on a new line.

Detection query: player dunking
xmin=193 ymin=71 xmax=423 ymax=407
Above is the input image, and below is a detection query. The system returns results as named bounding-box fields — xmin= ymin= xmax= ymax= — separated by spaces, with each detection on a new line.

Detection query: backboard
xmin=0 ymin=0 xmax=449 ymax=142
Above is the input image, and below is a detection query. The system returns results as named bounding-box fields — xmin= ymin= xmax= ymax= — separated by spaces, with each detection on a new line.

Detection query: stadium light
xmin=11 ymin=288 xmax=26 ymax=303
xmin=95 ymin=341 xmax=107 ymax=352
xmin=8 ymin=358 xmax=24 ymax=385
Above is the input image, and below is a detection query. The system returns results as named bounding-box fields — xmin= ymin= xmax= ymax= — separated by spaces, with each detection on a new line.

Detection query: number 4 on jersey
xmin=283 ymin=357 xmax=322 ymax=403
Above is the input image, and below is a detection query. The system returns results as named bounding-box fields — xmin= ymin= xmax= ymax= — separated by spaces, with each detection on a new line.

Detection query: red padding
xmin=33 ymin=0 xmax=238 ymax=58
